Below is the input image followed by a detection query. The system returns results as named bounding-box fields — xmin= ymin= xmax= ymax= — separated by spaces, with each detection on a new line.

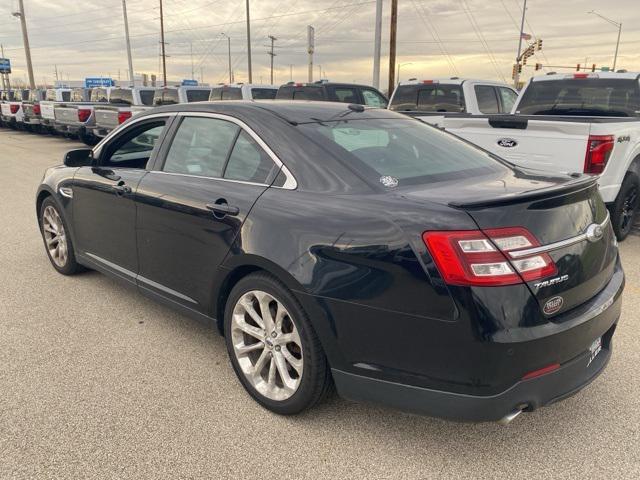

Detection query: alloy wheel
xmin=230 ymin=290 xmax=303 ymax=401
xmin=42 ymin=205 xmax=68 ymax=268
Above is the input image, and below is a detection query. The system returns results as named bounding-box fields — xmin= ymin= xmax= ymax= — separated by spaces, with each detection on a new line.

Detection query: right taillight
xmin=118 ymin=111 xmax=132 ymax=124
xmin=77 ymin=108 xmax=91 ymax=123
xmin=423 ymin=227 xmax=557 ymax=287
xmin=33 ymin=104 xmax=41 ymax=115
xmin=10 ymin=104 xmax=19 ymax=114
xmin=584 ymin=134 xmax=614 ymax=174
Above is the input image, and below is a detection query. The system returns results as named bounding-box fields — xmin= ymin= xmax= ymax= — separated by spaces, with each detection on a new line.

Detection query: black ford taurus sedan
xmin=36 ymin=101 xmax=624 ymax=423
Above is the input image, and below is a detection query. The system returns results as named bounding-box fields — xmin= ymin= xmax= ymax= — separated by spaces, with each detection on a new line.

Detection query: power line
xmin=410 ymin=0 xmax=459 ymax=75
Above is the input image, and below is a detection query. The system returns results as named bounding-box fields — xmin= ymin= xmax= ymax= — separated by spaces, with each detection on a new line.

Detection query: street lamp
xmin=221 ymin=33 xmax=232 ymax=84
xmin=588 ymin=10 xmax=622 ymax=71
xmin=11 ymin=0 xmax=35 ymax=89
xmin=397 ymin=62 xmax=413 ymax=84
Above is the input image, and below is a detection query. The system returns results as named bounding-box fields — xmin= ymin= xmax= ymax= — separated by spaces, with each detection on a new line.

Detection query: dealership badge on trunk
xmin=543 ymin=296 xmax=564 ymax=315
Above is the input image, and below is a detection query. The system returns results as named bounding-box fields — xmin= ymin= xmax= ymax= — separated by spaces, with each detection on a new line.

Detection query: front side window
xmin=300 ymin=118 xmax=506 ymax=187
xmin=186 ymin=89 xmax=212 ymax=102
xmin=102 ymin=121 xmax=167 ymax=169
xmin=250 ymin=88 xmax=278 ymax=100
xmin=224 ymin=131 xmax=277 ymax=183
xmin=362 ymin=89 xmax=388 ymax=108
xmin=475 ymin=86 xmax=500 ymax=114
xmin=497 ymin=87 xmax=518 ymax=113
xmin=163 ymin=117 xmax=239 ymax=178
xmin=332 ymin=88 xmax=359 ymax=103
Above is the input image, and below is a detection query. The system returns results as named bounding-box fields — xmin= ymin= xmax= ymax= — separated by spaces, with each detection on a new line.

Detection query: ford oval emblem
xmin=497 ymin=138 xmax=518 ymax=148
xmin=543 ymin=296 xmax=564 ymax=315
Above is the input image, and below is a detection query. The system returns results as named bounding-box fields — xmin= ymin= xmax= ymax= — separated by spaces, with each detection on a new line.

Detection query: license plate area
xmin=587 ymin=337 xmax=602 ymax=367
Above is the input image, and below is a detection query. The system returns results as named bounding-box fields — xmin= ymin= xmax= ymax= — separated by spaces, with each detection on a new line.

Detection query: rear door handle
xmin=206 ymin=203 xmax=240 ymax=217
xmin=113 ymin=182 xmax=132 ymax=196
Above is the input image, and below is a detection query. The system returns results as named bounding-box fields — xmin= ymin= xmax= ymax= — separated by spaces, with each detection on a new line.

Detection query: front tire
xmin=609 ymin=172 xmax=639 ymax=241
xmin=224 ymin=272 xmax=331 ymax=415
xmin=39 ymin=197 xmax=82 ymax=275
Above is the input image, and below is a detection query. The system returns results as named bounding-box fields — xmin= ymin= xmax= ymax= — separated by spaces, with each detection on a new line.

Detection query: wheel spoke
xmin=267 ymin=357 xmax=277 ymax=388
xmin=233 ymin=318 xmax=265 ymax=341
xmin=241 ymin=299 xmax=266 ymax=330
xmin=274 ymin=352 xmax=297 ymax=391
xmin=281 ymin=347 xmax=303 ymax=375
xmin=277 ymin=331 xmax=301 ymax=347
xmin=275 ymin=303 xmax=287 ymax=332
xmin=252 ymin=349 xmax=270 ymax=378
xmin=46 ymin=236 xmax=58 ymax=247
xmin=256 ymin=292 xmax=275 ymax=332
xmin=235 ymin=341 xmax=264 ymax=355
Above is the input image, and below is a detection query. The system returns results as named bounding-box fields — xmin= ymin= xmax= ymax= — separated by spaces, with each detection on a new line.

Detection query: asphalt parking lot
xmin=1 ymin=128 xmax=639 ymax=479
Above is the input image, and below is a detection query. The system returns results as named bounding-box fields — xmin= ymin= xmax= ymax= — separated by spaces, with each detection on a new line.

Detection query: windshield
xmin=390 ymin=84 xmax=465 ymax=112
xmin=299 ymin=118 xmax=506 ymax=187
xmin=109 ymin=89 xmax=134 ymax=105
xmin=251 ymin=88 xmax=277 ymax=100
xmin=516 ymin=78 xmax=640 ymax=117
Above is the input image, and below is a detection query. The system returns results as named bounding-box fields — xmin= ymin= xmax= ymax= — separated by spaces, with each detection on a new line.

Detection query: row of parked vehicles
xmin=3 ymin=72 xmax=640 ymax=239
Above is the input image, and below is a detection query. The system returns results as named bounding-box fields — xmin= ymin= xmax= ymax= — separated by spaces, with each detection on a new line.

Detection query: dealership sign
xmin=181 ymin=79 xmax=198 ymax=86
xmin=0 ymin=58 xmax=11 ymax=74
xmin=84 ymin=77 xmax=115 ymax=88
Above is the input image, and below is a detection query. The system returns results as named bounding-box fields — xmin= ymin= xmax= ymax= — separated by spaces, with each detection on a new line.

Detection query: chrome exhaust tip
xmin=497 ymin=408 xmax=524 ymax=425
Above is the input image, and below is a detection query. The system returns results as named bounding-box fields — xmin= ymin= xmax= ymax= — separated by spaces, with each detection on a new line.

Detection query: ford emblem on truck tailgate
xmin=497 ymin=138 xmax=518 ymax=148
xmin=543 ymin=296 xmax=564 ymax=315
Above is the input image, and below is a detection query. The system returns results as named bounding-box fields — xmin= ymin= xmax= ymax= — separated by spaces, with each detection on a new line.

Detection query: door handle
xmin=113 ymin=182 xmax=132 ymax=196
xmin=206 ymin=202 xmax=239 ymax=217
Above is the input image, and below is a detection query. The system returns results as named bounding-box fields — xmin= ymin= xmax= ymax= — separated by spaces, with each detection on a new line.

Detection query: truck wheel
xmin=610 ymin=172 xmax=639 ymax=241
xmin=80 ymin=132 xmax=98 ymax=146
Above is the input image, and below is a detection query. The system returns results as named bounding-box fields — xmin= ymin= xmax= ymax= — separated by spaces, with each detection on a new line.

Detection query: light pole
xmin=122 ymin=0 xmax=135 ymax=87
xmin=397 ymin=62 xmax=412 ymax=84
xmin=11 ymin=0 xmax=35 ymax=89
xmin=514 ymin=0 xmax=527 ymax=89
xmin=588 ymin=10 xmax=622 ymax=71
xmin=221 ymin=33 xmax=232 ymax=84
xmin=245 ymin=0 xmax=252 ymax=83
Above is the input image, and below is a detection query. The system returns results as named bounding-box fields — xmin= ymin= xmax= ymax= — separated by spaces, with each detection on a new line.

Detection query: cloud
xmin=1 ymin=0 xmax=638 ymax=88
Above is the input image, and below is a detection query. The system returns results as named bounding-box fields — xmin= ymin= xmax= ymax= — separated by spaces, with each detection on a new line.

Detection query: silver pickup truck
xmin=53 ymin=88 xmax=98 ymax=143
xmin=40 ymin=88 xmax=72 ymax=132
xmin=21 ymin=89 xmax=47 ymax=131
xmin=93 ymin=87 xmax=156 ymax=138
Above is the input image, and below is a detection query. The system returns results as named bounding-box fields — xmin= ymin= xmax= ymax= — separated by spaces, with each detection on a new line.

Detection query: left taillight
xmin=422 ymin=227 xmax=557 ymax=287
xmin=77 ymin=108 xmax=91 ymax=123
xmin=33 ymin=104 xmax=41 ymax=115
xmin=584 ymin=134 xmax=614 ymax=174
xmin=10 ymin=104 xmax=19 ymax=114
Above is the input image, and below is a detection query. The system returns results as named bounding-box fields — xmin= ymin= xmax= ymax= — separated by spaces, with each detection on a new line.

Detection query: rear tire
xmin=224 ymin=272 xmax=332 ymax=415
xmin=39 ymin=197 xmax=83 ymax=275
xmin=609 ymin=172 xmax=639 ymax=241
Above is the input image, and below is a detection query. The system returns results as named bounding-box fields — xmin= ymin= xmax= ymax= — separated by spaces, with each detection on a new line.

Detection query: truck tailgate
xmin=443 ymin=116 xmax=591 ymax=174
xmin=54 ymin=107 xmax=79 ymax=123
xmin=94 ymin=108 xmax=120 ymax=129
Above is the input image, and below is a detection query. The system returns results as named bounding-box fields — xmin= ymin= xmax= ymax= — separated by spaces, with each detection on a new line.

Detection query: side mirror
xmin=63 ymin=148 xmax=93 ymax=167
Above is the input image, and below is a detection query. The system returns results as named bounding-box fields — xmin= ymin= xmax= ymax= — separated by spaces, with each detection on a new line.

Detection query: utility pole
xmin=267 ymin=35 xmax=277 ymax=84
xmin=588 ymin=11 xmax=622 ymax=71
xmin=12 ymin=0 xmax=35 ymax=89
xmin=190 ymin=42 xmax=194 ymax=80
xmin=221 ymin=33 xmax=232 ymax=84
xmin=159 ymin=0 xmax=167 ymax=86
xmin=514 ymin=0 xmax=527 ymax=88
xmin=122 ymin=0 xmax=135 ymax=87
xmin=307 ymin=25 xmax=315 ymax=82
xmin=388 ymin=0 xmax=397 ymax=97
xmin=246 ymin=0 xmax=253 ymax=83
xmin=0 ymin=44 xmax=7 ymax=92
xmin=372 ymin=0 xmax=382 ymax=89
xmin=289 ymin=64 xmax=293 ymax=81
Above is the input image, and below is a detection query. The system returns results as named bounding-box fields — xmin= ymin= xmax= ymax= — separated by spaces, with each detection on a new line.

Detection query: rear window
xmin=71 ymin=89 xmax=88 ymax=102
xmin=186 ymin=89 xmax=211 ymax=102
xmin=299 ymin=118 xmax=505 ymax=187
xmin=209 ymin=88 xmax=223 ymax=101
xmin=516 ymin=78 xmax=640 ymax=117
xmin=140 ymin=89 xmax=155 ymax=106
xmin=221 ymin=88 xmax=243 ymax=100
xmin=62 ymin=91 xmax=70 ymax=102
xmin=109 ymin=89 xmax=134 ymax=105
xmin=250 ymin=88 xmax=277 ymax=100
xmin=28 ymin=90 xmax=43 ymax=102
xmin=390 ymin=84 xmax=465 ymax=112
xmin=154 ymin=89 xmax=180 ymax=105
xmin=91 ymin=88 xmax=109 ymax=103
xmin=293 ymin=87 xmax=324 ymax=101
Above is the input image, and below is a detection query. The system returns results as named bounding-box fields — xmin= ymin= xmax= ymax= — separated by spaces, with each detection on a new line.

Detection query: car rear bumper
xmin=333 ymin=321 xmax=615 ymax=422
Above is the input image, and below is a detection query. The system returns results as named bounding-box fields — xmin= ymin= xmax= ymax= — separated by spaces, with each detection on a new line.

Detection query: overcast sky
xmin=1 ymin=0 xmax=638 ymax=89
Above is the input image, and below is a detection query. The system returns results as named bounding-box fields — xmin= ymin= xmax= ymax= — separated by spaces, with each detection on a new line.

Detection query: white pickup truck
xmin=53 ymin=88 xmax=97 ymax=143
xmin=0 ymin=89 xmax=29 ymax=128
xmin=438 ymin=72 xmax=640 ymax=240
xmin=209 ymin=83 xmax=278 ymax=101
xmin=40 ymin=88 xmax=72 ymax=132
xmin=388 ymin=78 xmax=518 ymax=127
xmin=130 ymin=86 xmax=212 ymax=117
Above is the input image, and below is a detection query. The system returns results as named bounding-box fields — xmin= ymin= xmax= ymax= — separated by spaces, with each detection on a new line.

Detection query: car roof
xmin=397 ymin=78 xmax=511 ymax=87
xmin=143 ymin=100 xmax=402 ymax=124
xmin=531 ymin=72 xmax=640 ymax=82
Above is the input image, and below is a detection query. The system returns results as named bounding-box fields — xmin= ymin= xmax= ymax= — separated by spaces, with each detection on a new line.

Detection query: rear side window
xmin=109 ymin=89 xmax=134 ymax=105
xmin=91 ymin=88 xmax=109 ymax=103
xmin=516 ymin=78 xmax=640 ymax=116
xmin=299 ymin=118 xmax=505 ymax=187
xmin=163 ymin=117 xmax=239 ymax=178
xmin=154 ymin=89 xmax=179 ymax=105
xmin=251 ymin=88 xmax=277 ymax=100
xmin=186 ymin=89 xmax=212 ymax=102
xmin=221 ymin=88 xmax=243 ymax=100
xmin=45 ymin=90 xmax=57 ymax=101
xmin=224 ymin=131 xmax=277 ymax=183
xmin=293 ymin=87 xmax=324 ymax=100
xmin=71 ymin=89 xmax=87 ymax=102
xmin=362 ymin=89 xmax=388 ymax=108
xmin=475 ymin=86 xmax=500 ymax=114
xmin=209 ymin=88 xmax=223 ymax=101
xmin=275 ymin=86 xmax=293 ymax=99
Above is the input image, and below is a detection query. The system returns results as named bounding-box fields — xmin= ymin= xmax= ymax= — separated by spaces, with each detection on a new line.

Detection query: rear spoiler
xmin=449 ymin=175 xmax=598 ymax=210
